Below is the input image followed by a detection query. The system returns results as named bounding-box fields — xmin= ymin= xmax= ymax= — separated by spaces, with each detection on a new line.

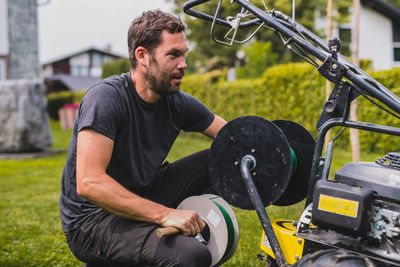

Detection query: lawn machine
xmin=181 ymin=0 xmax=400 ymax=266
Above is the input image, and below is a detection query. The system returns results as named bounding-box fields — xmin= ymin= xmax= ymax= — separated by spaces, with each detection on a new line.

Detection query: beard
xmin=144 ymin=56 xmax=184 ymax=96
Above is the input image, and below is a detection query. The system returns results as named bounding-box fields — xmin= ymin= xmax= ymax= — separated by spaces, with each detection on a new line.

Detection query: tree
xmin=236 ymin=41 xmax=278 ymax=78
xmin=169 ymin=0 xmax=326 ymax=72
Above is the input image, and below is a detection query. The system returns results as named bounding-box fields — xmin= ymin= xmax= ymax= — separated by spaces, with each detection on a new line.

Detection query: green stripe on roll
xmin=290 ymin=148 xmax=298 ymax=177
xmin=213 ymin=201 xmax=235 ymax=259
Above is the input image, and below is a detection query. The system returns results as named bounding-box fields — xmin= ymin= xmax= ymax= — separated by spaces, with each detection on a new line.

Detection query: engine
xmin=310 ymin=152 xmax=400 ymax=262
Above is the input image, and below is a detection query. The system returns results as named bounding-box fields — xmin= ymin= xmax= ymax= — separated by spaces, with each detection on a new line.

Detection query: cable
xmin=351 ymin=83 xmax=400 ymax=120
xmin=332 ymin=127 xmax=346 ymax=142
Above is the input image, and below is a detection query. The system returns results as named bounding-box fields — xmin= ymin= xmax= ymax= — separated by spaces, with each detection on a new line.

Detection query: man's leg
xmin=66 ymin=149 xmax=214 ymax=267
xmin=66 ymin=209 xmax=211 ymax=267
xmin=148 ymin=149 xmax=216 ymax=208
xmin=139 ymin=149 xmax=214 ymax=266
xmin=66 ymin=210 xmax=157 ymax=266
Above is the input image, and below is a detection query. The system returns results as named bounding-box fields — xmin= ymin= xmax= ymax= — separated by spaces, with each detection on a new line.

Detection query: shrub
xmin=46 ymin=91 xmax=86 ymax=120
xmin=102 ymin=58 xmax=130 ymax=79
xmin=181 ymin=64 xmax=399 ymax=154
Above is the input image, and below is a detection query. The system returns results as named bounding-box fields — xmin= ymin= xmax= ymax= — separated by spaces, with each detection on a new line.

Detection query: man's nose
xmin=177 ymin=56 xmax=187 ymax=70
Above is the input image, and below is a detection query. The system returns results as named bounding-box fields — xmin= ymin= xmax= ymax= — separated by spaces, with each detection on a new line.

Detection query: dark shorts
xmin=66 ymin=149 xmax=214 ymax=267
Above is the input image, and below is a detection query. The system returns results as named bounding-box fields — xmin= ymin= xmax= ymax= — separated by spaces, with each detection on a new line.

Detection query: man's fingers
xmin=183 ymin=223 xmax=195 ymax=236
xmin=197 ymin=215 xmax=205 ymax=231
xmin=193 ymin=220 xmax=201 ymax=235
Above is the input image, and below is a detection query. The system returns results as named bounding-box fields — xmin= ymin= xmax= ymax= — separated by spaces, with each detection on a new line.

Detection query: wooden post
xmin=350 ymin=0 xmax=361 ymax=162
xmin=325 ymin=0 xmax=334 ymax=158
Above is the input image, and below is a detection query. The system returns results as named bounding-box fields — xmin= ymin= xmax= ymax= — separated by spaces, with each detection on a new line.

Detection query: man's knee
xmin=155 ymin=234 xmax=212 ymax=267
xmin=182 ymin=241 xmax=212 ymax=267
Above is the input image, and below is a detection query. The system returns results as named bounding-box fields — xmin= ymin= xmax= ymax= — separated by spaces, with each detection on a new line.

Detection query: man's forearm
xmin=77 ymin=172 xmax=168 ymax=225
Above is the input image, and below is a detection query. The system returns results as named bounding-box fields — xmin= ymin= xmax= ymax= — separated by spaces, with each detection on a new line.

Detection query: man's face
xmin=144 ymin=31 xmax=188 ymax=96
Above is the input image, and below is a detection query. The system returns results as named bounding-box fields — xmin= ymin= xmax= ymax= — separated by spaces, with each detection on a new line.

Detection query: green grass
xmin=0 ymin=120 xmax=382 ymax=266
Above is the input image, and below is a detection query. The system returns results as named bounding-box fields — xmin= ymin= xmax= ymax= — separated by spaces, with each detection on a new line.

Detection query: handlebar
xmin=183 ymin=0 xmax=400 ymax=115
xmin=183 ymin=0 xmax=261 ymax=28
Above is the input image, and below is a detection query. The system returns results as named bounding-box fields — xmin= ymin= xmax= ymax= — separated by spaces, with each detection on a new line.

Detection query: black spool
xmin=272 ymin=120 xmax=316 ymax=206
xmin=209 ymin=116 xmax=293 ymax=210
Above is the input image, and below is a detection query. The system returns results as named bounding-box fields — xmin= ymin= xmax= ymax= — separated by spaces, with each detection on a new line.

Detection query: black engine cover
xmin=312 ymin=180 xmax=373 ymax=235
xmin=335 ymin=162 xmax=400 ymax=202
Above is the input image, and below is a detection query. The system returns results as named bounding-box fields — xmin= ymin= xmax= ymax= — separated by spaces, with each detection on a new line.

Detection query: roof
xmin=362 ymin=0 xmax=400 ymax=21
xmin=44 ymin=74 xmax=100 ymax=92
xmin=42 ymin=46 xmax=126 ymax=66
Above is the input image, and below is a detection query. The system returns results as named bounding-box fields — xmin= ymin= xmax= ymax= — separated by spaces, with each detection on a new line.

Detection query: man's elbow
xmin=76 ymin=176 xmax=96 ymax=198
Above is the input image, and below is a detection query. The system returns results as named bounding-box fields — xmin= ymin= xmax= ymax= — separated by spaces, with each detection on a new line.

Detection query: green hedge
xmin=46 ymin=64 xmax=399 ymax=153
xmin=46 ymin=91 xmax=86 ymax=120
xmin=358 ymin=67 xmax=400 ymax=152
xmin=102 ymin=58 xmax=130 ymax=79
xmin=183 ymin=63 xmax=325 ymax=134
xmin=181 ymin=64 xmax=400 ymax=154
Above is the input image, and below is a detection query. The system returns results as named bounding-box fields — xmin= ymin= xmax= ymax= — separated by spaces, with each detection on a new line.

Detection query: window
xmin=92 ymin=52 xmax=102 ymax=67
xmin=394 ymin=44 xmax=400 ymax=62
xmin=393 ymin=22 xmax=400 ymax=62
xmin=103 ymin=55 xmax=111 ymax=63
xmin=0 ymin=59 xmax=5 ymax=80
xmin=71 ymin=66 xmax=89 ymax=77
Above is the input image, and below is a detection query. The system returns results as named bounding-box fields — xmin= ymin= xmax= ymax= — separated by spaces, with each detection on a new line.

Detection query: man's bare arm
xmin=76 ymin=128 xmax=204 ymax=235
xmin=202 ymin=115 xmax=227 ymax=139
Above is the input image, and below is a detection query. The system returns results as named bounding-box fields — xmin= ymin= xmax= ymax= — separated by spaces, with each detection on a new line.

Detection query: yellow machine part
xmin=259 ymin=219 xmax=304 ymax=265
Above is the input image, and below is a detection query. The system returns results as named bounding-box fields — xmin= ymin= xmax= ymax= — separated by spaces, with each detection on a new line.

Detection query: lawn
xmin=0 ymin=120 xmax=381 ymax=266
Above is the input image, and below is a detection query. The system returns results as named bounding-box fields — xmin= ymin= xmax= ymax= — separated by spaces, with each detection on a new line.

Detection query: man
xmin=59 ymin=10 xmax=226 ymax=267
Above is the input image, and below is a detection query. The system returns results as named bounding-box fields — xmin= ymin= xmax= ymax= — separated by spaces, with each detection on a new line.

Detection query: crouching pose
xmin=59 ymin=10 xmax=226 ymax=267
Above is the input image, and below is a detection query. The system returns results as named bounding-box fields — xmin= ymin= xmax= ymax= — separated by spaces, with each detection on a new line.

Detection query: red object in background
xmin=58 ymin=103 xmax=79 ymax=129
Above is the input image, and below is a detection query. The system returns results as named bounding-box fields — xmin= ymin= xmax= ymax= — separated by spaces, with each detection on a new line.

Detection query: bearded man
xmin=59 ymin=10 xmax=226 ymax=267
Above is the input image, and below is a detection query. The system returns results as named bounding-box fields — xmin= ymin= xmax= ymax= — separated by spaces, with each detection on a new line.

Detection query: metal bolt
xmin=253 ymin=172 xmax=257 ymax=176
xmin=319 ymin=160 xmax=324 ymax=166
xmin=332 ymin=64 xmax=338 ymax=69
xmin=297 ymin=238 xmax=302 ymax=244
xmin=375 ymin=222 xmax=384 ymax=230
xmin=251 ymin=148 xmax=256 ymax=153
xmin=295 ymin=255 xmax=299 ymax=260
xmin=234 ymin=161 xmax=239 ymax=166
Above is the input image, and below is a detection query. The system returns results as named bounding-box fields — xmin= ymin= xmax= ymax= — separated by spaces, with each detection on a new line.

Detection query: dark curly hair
xmin=128 ymin=10 xmax=185 ymax=69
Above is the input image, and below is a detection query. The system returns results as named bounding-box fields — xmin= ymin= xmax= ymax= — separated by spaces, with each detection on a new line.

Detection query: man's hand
xmin=161 ymin=208 xmax=205 ymax=236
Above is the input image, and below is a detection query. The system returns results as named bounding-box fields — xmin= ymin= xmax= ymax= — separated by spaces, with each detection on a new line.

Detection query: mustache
xmin=172 ymin=70 xmax=185 ymax=79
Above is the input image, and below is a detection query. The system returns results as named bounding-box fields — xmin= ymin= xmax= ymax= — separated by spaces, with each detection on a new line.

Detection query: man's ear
xmin=135 ymin=46 xmax=149 ymax=67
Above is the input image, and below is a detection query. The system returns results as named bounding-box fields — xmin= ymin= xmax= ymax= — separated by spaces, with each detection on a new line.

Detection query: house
xmin=42 ymin=47 xmax=126 ymax=93
xmin=0 ymin=0 xmax=40 ymax=80
xmin=359 ymin=0 xmax=400 ymax=70
xmin=327 ymin=0 xmax=400 ymax=70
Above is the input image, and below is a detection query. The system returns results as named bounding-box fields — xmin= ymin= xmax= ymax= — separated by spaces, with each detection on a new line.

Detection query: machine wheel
xmin=293 ymin=249 xmax=376 ymax=267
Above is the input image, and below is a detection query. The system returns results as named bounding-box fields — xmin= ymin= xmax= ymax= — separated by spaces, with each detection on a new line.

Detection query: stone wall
xmin=7 ymin=0 xmax=39 ymax=79
xmin=0 ymin=80 xmax=52 ymax=152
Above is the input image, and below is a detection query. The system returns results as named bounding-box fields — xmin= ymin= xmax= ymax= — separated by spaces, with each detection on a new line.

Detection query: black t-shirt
xmin=59 ymin=72 xmax=214 ymax=233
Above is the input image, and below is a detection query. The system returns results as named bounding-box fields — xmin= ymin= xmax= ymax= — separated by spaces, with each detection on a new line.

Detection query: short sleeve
xmin=180 ymin=92 xmax=215 ymax=132
xmin=77 ymin=82 xmax=124 ymax=140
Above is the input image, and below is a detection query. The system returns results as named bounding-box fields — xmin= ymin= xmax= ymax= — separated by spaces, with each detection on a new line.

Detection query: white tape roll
xmin=202 ymin=194 xmax=239 ymax=265
xmin=177 ymin=194 xmax=239 ymax=266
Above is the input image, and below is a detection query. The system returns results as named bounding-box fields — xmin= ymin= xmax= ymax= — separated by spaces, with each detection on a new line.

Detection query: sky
xmin=38 ymin=0 xmax=174 ymax=63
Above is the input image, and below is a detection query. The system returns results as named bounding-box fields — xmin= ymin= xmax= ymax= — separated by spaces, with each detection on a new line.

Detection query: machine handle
xmin=183 ymin=0 xmax=260 ymax=28
xmin=156 ymin=226 xmax=180 ymax=238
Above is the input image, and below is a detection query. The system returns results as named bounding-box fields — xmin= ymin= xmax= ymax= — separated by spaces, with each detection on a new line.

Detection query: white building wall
xmin=90 ymin=67 xmax=102 ymax=78
xmin=359 ymin=6 xmax=393 ymax=70
xmin=70 ymin=53 xmax=90 ymax=66
xmin=42 ymin=64 xmax=53 ymax=77
xmin=0 ymin=0 xmax=8 ymax=56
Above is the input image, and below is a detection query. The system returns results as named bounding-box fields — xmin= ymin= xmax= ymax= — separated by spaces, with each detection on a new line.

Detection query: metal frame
xmin=183 ymin=1 xmax=400 ymax=266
